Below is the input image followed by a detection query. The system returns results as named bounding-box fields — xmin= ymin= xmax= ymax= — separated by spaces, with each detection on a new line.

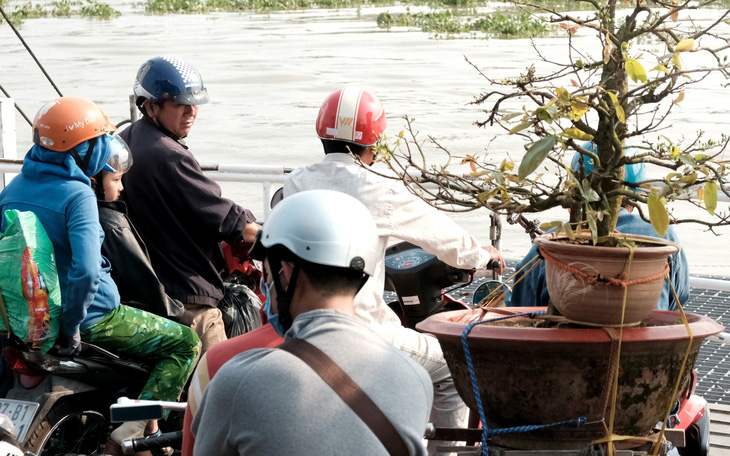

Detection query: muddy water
xmin=1 ymin=3 xmax=728 ymax=275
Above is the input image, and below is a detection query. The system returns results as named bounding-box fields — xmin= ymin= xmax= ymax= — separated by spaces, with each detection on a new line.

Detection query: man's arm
xmin=379 ymin=181 xmax=502 ymax=271
xmin=162 ymin=152 xmax=258 ymax=245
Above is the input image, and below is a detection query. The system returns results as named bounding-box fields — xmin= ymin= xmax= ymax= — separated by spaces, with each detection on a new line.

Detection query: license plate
xmin=0 ymin=398 xmax=39 ymax=442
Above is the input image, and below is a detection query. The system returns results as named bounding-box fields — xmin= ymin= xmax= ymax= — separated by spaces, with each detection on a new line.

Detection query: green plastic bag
xmin=0 ymin=210 xmax=62 ymax=354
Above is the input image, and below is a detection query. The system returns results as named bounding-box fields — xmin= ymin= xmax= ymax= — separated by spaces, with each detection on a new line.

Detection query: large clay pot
xmin=534 ymin=232 xmax=679 ymax=326
xmin=417 ymin=307 xmax=723 ymax=451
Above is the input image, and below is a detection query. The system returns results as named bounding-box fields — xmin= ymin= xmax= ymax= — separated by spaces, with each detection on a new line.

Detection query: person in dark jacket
xmin=90 ymin=135 xmax=191 ymax=324
xmin=119 ymin=56 xmax=260 ymax=354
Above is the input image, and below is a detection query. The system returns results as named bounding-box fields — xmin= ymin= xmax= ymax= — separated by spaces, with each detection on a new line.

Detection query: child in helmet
xmin=0 ymin=97 xmax=200 ymax=452
xmin=90 ymin=135 xmax=191 ymax=324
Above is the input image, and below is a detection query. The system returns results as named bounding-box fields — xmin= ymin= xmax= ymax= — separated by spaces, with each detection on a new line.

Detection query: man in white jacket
xmin=284 ymin=86 xmax=505 ymax=455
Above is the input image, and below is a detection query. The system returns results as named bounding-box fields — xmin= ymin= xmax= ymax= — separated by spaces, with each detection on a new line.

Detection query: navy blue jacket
xmin=508 ymin=209 xmax=690 ymax=311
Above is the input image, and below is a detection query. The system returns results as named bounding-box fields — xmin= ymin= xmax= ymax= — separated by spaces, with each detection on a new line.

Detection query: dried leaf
xmin=570 ymin=79 xmax=579 ymax=87
xmin=697 ymin=187 xmax=705 ymax=201
xmin=518 ymin=135 xmax=557 ymax=180
xmin=673 ymin=90 xmax=685 ymax=105
xmin=559 ymin=22 xmax=569 ymax=30
xmin=670 ymin=8 xmax=679 ymax=22
xmin=603 ymin=43 xmax=614 ymax=64
xmin=570 ymin=25 xmax=580 ymax=34
xmin=676 ymin=38 xmax=695 ymax=53
xmin=470 ymin=171 xmax=488 ymax=178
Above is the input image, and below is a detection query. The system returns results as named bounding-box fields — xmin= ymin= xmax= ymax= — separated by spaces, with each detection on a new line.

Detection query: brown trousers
xmin=184 ymin=303 xmax=227 ymax=356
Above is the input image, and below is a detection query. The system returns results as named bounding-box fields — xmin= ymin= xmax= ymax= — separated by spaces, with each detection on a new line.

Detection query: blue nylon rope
xmin=459 ymin=310 xmax=586 ymax=455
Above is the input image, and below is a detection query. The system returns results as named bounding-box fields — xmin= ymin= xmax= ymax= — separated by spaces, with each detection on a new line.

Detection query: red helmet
xmin=316 ymin=87 xmax=386 ymax=147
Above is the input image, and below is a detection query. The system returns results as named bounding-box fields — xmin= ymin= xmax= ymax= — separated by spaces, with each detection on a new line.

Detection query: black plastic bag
xmin=219 ymin=283 xmax=263 ymax=338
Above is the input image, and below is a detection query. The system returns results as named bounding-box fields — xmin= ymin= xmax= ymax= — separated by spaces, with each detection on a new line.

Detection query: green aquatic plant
xmin=377 ymin=9 xmax=546 ymax=38
xmin=51 ymin=0 xmax=78 ymax=16
xmin=81 ymin=0 xmax=120 ymax=18
xmin=0 ymin=0 xmax=118 ymax=23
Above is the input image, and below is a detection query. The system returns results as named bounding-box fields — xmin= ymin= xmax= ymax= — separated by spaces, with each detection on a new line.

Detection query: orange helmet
xmin=32 ymin=97 xmax=116 ymax=152
xmin=316 ymin=87 xmax=386 ymax=147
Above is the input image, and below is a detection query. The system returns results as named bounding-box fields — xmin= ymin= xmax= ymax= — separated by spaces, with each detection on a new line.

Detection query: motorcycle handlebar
xmin=122 ymin=431 xmax=183 ymax=455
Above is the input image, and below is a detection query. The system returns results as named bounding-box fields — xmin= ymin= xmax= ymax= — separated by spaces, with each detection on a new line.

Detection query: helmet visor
xmin=104 ymin=135 xmax=134 ymax=173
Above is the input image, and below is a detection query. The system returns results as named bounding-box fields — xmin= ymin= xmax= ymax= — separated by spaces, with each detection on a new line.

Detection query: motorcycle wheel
xmin=24 ymin=397 xmax=111 ymax=456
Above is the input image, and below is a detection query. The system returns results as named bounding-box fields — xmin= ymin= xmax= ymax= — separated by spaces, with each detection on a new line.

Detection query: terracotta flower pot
xmin=534 ymin=232 xmax=680 ymax=327
xmin=417 ymin=307 xmax=723 ymax=451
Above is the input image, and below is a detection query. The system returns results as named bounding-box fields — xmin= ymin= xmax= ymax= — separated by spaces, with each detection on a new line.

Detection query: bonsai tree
xmin=379 ymin=0 xmax=730 ymax=245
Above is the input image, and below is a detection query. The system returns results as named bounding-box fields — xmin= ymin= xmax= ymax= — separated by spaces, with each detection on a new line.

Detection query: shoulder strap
xmin=279 ymin=338 xmax=410 ymax=456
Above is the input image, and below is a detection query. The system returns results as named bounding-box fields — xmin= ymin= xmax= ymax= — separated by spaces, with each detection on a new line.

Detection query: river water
xmin=1 ymin=2 xmax=729 ymax=276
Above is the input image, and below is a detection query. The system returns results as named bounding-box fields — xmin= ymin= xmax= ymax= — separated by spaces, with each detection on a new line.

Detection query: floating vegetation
xmin=377 ymin=9 xmax=548 ymax=38
xmin=0 ymin=0 xmax=120 ymax=24
xmin=146 ymin=0 xmax=394 ymax=13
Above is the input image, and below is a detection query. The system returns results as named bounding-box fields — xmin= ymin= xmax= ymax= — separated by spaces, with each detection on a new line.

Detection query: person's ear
xmin=279 ymin=261 xmax=295 ymax=284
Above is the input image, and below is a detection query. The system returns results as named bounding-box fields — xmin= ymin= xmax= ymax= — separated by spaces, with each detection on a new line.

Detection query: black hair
xmin=267 ymin=245 xmax=365 ymax=298
xmin=90 ymin=172 xmax=107 ymax=201
xmin=321 ymin=139 xmax=368 ymax=157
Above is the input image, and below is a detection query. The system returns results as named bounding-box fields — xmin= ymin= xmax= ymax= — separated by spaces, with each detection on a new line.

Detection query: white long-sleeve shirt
xmin=284 ymin=153 xmax=492 ymax=329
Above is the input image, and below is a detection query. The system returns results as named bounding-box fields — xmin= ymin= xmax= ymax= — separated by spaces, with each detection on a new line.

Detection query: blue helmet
xmin=134 ymin=56 xmax=209 ymax=106
xmin=572 ymin=142 xmax=646 ymax=185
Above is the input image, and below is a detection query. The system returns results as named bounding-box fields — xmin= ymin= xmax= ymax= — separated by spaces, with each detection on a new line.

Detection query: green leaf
xmin=648 ymin=191 xmax=669 ymax=237
xmin=651 ymin=64 xmax=670 ymax=74
xmin=626 ymin=59 xmax=648 ymax=83
xmin=605 ymin=90 xmax=625 ymax=124
xmin=676 ymin=38 xmax=695 ymax=52
xmin=672 ymin=52 xmax=682 ymax=70
xmin=677 ymin=173 xmax=697 ymax=185
xmin=509 ymin=121 xmax=532 ymax=135
xmin=705 ymin=181 xmax=718 ymax=215
xmin=540 ymin=221 xmax=563 ymax=232
xmin=587 ymin=217 xmax=598 ymax=245
xmin=501 ymin=112 xmax=523 ymax=122
xmin=580 ymin=179 xmax=600 ymax=202
xmin=561 ymin=127 xmax=594 ymax=141
xmin=518 ymin=135 xmax=557 ymax=180
xmin=535 ymin=105 xmax=558 ymax=123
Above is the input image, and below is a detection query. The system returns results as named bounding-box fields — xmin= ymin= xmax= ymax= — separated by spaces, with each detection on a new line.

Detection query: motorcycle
xmin=2 ymin=336 xmax=150 ymax=455
xmin=383 ymin=240 xmax=709 ymax=456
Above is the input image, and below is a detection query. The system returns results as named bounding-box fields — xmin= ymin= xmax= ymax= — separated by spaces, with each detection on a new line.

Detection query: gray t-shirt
xmin=191 ymin=309 xmax=433 ymax=455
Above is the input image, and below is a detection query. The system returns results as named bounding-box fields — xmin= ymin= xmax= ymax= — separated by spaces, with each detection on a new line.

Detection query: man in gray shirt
xmin=192 ymin=190 xmax=433 ymax=455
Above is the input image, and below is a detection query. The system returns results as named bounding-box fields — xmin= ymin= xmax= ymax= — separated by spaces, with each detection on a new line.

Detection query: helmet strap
xmin=144 ymin=101 xmax=186 ymax=143
xmin=68 ymin=136 xmax=98 ymax=174
xmin=271 ymin=258 xmax=300 ymax=333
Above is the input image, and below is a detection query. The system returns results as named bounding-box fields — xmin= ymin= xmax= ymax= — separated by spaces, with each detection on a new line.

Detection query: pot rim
xmin=416 ymin=307 xmax=724 ymax=343
xmin=534 ymin=232 xmax=679 ymax=257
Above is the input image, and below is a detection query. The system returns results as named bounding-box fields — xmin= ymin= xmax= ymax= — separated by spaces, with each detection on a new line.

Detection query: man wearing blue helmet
xmin=508 ymin=142 xmax=689 ymax=310
xmin=120 ymin=57 xmax=260 ymax=354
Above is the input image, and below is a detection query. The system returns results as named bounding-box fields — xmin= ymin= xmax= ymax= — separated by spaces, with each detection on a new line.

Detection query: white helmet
xmin=251 ymin=189 xmax=379 ymax=276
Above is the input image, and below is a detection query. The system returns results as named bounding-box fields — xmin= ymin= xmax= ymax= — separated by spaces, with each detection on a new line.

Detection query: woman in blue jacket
xmin=0 ymin=97 xmax=200 ymax=450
